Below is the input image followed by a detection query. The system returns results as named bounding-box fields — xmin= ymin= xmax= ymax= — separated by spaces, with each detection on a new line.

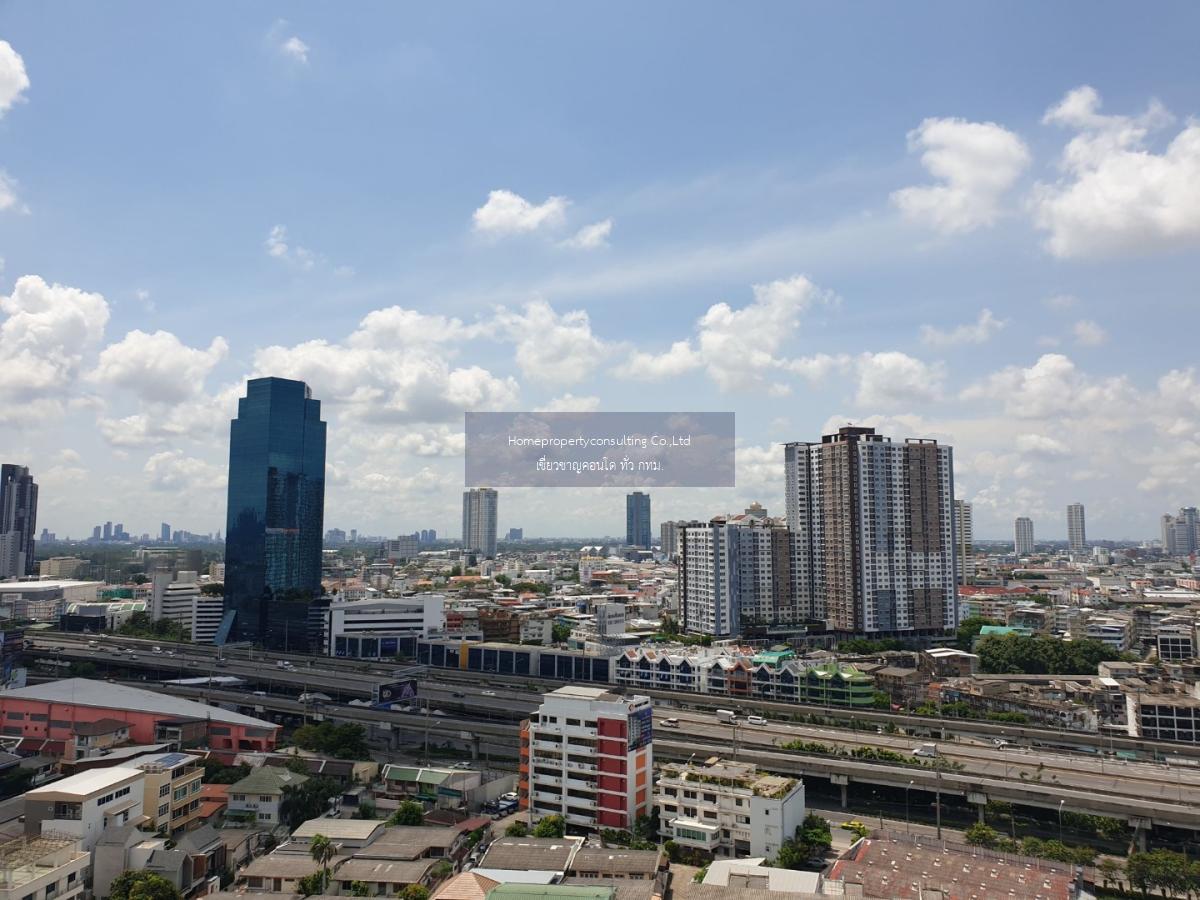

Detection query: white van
xmin=661 ymin=718 xmax=680 ymax=728
xmin=746 ymin=715 xmax=767 ymax=726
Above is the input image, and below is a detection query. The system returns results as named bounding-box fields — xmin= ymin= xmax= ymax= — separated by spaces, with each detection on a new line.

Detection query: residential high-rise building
xmin=1162 ymin=507 xmax=1200 ymax=557
xmin=680 ymin=515 xmax=802 ymax=636
xmin=519 ymin=685 xmax=653 ymax=832
xmin=505 ymin=527 xmax=523 ymax=541
xmin=953 ymin=500 xmax=974 ymax=585
xmin=1067 ymin=502 xmax=1087 ymax=553
xmin=462 ymin=488 xmax=498 ymax=558
xmin=91 ymin=525 xmax=101 ymax=542
xmin=102 ymin=521 xmax=112 ymax=541
xmin=1014 ymin=517 xmax=1035 ymax=556
xmin=0 ymin=464 xmax=38 ymax=578
xmin=160 ymin=523 xmax=171 ymax=543
xmin=660 ymin=519 xmax=704 ymax=562
xmin=784 ymin=426 xmax=956 ymax=636
xmin=223 ymin=377 xmax=327 ymax=650
xmin=626 ymin=492 xmax=651 ymax=548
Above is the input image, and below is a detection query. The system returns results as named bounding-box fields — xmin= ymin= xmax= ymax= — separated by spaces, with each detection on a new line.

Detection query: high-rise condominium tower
xmin=223 ymin=377 xmax=327 ymax=649
xmin=1067 ymin=503 xmax=1087 ymax=553
xmin=679 ymin=515 xmax=801 ymax=636
xmin=0 ymin=464 xmax=37 ymax=579
xmin=1162 ymin=508 xmax=1199 ymax=556
xmin=953 ymin=500 xmax=974 ymax=585
xmin=1014 ymin=517 xmax=1035 ymax=556
xmin=626 ymin=491 xmax=651 ymax=548
xmin=462 ymin=488 xmax=498 ymax=558
xmin=784 ymin=426 xmax=957 ymax=636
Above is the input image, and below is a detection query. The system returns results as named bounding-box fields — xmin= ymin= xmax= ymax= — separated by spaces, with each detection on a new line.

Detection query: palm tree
xmin=310 ymin=834 xmax=335 ymax=891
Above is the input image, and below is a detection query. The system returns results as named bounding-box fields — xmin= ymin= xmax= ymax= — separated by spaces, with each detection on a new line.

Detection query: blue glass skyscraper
xmin=626 ymin=491 xmax=651 ymax=548
xmin=222 ymin=377 xmax=327 ymax=650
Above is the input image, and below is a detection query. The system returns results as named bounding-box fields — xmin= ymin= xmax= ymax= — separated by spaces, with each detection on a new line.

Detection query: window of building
xmin=159 ymin=784 xmax=171 ymax=797
xmin=259 ymin=795 xmax=272 ymax=802
xmin=259 ymin=812 xmax=272 ymax=821
xmin=158 ymin=803 xmax=169 ymax=818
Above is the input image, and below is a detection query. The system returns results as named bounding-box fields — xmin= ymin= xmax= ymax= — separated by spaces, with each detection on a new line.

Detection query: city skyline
xmin=3 ymin=6 xmax=1200 ymax=540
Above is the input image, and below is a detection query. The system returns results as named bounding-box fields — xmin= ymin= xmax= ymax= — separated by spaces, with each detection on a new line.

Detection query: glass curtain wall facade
xmin=223 ymin=377 xmax=327 ymax=650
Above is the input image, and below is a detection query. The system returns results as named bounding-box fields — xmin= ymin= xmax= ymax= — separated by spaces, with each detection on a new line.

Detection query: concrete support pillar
xmin=840 ymin=783 xmax=848 ymax=809
xmin=978 ymin=803 xmax=986 ymax=824
xmin=471 ymin=736 xmax=481 ymax=760
xmin=1137 ymin=827 xmax=1148 ymax=852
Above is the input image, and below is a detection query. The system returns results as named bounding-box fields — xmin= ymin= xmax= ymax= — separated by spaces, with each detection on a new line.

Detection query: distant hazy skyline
xmin=2 ymin=4 xmax=1199 ymax=541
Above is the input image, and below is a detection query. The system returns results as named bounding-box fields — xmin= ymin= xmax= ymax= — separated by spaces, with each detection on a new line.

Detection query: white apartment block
xmin=24 ymin=768 xmax=145 ymax=852
xmin=785 ymin=426 xmax=957 ymax=635
xmin=680 ymin=515 xmax=801 ymax=637
xmin=657 ymin=758 xmax=805 ymax=860
xmin=326 ymin=594 xmax=445 ymax=658
xmin=953 ymin=500 xmax=974 ymax=585
xmin=1014 ymin=517 xmax=1035 ymax=556
xmin=0 ymin=836 xmax=89 ymax=900
xmin=151 ymin=572 xmax=223 ymax=643
xmin=520 ymin=686 xmax=653 ymax=833
xmin=462 ymin=488 xmax=498 ymax=558
xmin=1067 ymin=503 xmax=1087 ymax=553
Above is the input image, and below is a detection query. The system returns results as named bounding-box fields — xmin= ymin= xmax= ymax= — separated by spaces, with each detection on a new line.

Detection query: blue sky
xmin=2 ymin=3 xmax=1199 ymax=541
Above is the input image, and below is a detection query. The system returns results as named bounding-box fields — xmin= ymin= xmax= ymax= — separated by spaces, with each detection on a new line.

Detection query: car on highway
xmin=152 ymin=647 xmax=163 ymax=654
xmin=451 ymin=692 xmax=465 ymax=698
xmin=661 ymin=718 xmax=680 ymax=728
xmin=481 ymin=690 xmax=496 ymax=696
xmin=746 ymin=715 xmax=768 ymax=726
xmin=432 ymin=709 xmax=447 ymax=717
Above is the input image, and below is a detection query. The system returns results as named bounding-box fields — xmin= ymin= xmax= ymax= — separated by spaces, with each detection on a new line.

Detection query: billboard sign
xmin=374 ymin=679 xmax=418 ymax=705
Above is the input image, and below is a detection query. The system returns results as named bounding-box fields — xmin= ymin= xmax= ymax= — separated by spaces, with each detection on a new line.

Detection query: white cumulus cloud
xmin=1033 ymin=85 xmax=1200 ymax=257
xmin=919 ymin=308 xmax=1006 ymax=347
xmin=493 ymin=300 xmax=608 ymax=385
xmin=1015 ymin=433 xmax=1071 ymax=457
xmin=264 ymin=225 xmax=317 ymax=269
xmin=535 ymin=393 xmax=602 ymax=412
xmin=0 ymin=275 xmax=110 ymax=399
xmin=855 ymin=351 xmax=944 ymax=407
xmin=891 ymin=117 xmax=1031 ymax=233
xmin=91 ymin=330 xmax=229 ymax=403
xmin=281 ymin=36 xmax=310 ymax=64
xmin=1072 ymin=319 xmax=1107 ymax=346
xmin=561 ymin=219 xmax=613 ymax=250
xmin=472 ymin=189 xmax=568 ymax=235
xmin=619 ymin=275 xmax=834 ymax=392
xmin=0 ymin=40 xmax=29 ymax=117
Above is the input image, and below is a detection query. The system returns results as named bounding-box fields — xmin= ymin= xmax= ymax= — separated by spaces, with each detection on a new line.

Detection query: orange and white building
xmin=519 ymin=685 xmax=653 ymax=832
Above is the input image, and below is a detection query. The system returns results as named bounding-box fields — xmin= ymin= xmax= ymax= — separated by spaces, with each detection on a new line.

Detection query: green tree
xmin=976 ymin=633 xmax=1120 ymax=675
xmin=401 ymin=886 xmax=430 ymax=900
xmin=199 ymin=758 xmax=250 ymax=784
xmin=349 ymin=881 xmax=371 ymax=897
xmin=430 ymin=861 xmax=453 ymax=882
xmin=354 ymin=800 xmax=378 ymax=820
xmin=280 ymin=776 xmax=341 ymax=830
xmin=388 ymin=800 xmax=425 ymax=826
xmin=1097 ymin=859 xmax=1121 ymax=890
xmin=309 ymin=833 xmax=335 ymax=888
xmin=291 ymin=721 xmax=371 ymax=760
xmin=532 ymin=815 xmax=565 ymax=838
xmin=955 ymin=616 xmax=1000 ymax=650
xmin=964 ymin=823 xmax=999 ymax=848
xmin=505 ymin=821 xmax=529 ymax=837
xmin=551 ymin=623 xmax=572 ymax=644
xmin=109 ymin=871 xmax=182 ymax=900
xmin=296 ymin=873 xmax=325 ymax=897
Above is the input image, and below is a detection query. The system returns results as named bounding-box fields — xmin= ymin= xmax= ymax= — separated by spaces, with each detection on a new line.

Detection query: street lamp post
xmin=1058 ymin=799 xmax=1065 ymax=843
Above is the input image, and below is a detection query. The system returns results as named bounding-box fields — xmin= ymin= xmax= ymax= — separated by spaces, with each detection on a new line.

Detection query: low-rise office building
xmin=0 ymin=835 xmax=89 ymax=900
xmin=327 ymin=595 xmax=446 ymax=659
xmin=24 ymin=767 xmax=146 ymax=851
xmin=132 ymin=751 xmax=204 ymax=835
xmin=657 ymin=758 xmax=805 ymax=860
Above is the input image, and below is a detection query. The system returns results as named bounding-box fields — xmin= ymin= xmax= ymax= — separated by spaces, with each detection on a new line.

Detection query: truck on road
xmin=716 ymin=709 xmax=737 ymax=724
xmin=913 ymin=743 xmax=939 ymax=758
